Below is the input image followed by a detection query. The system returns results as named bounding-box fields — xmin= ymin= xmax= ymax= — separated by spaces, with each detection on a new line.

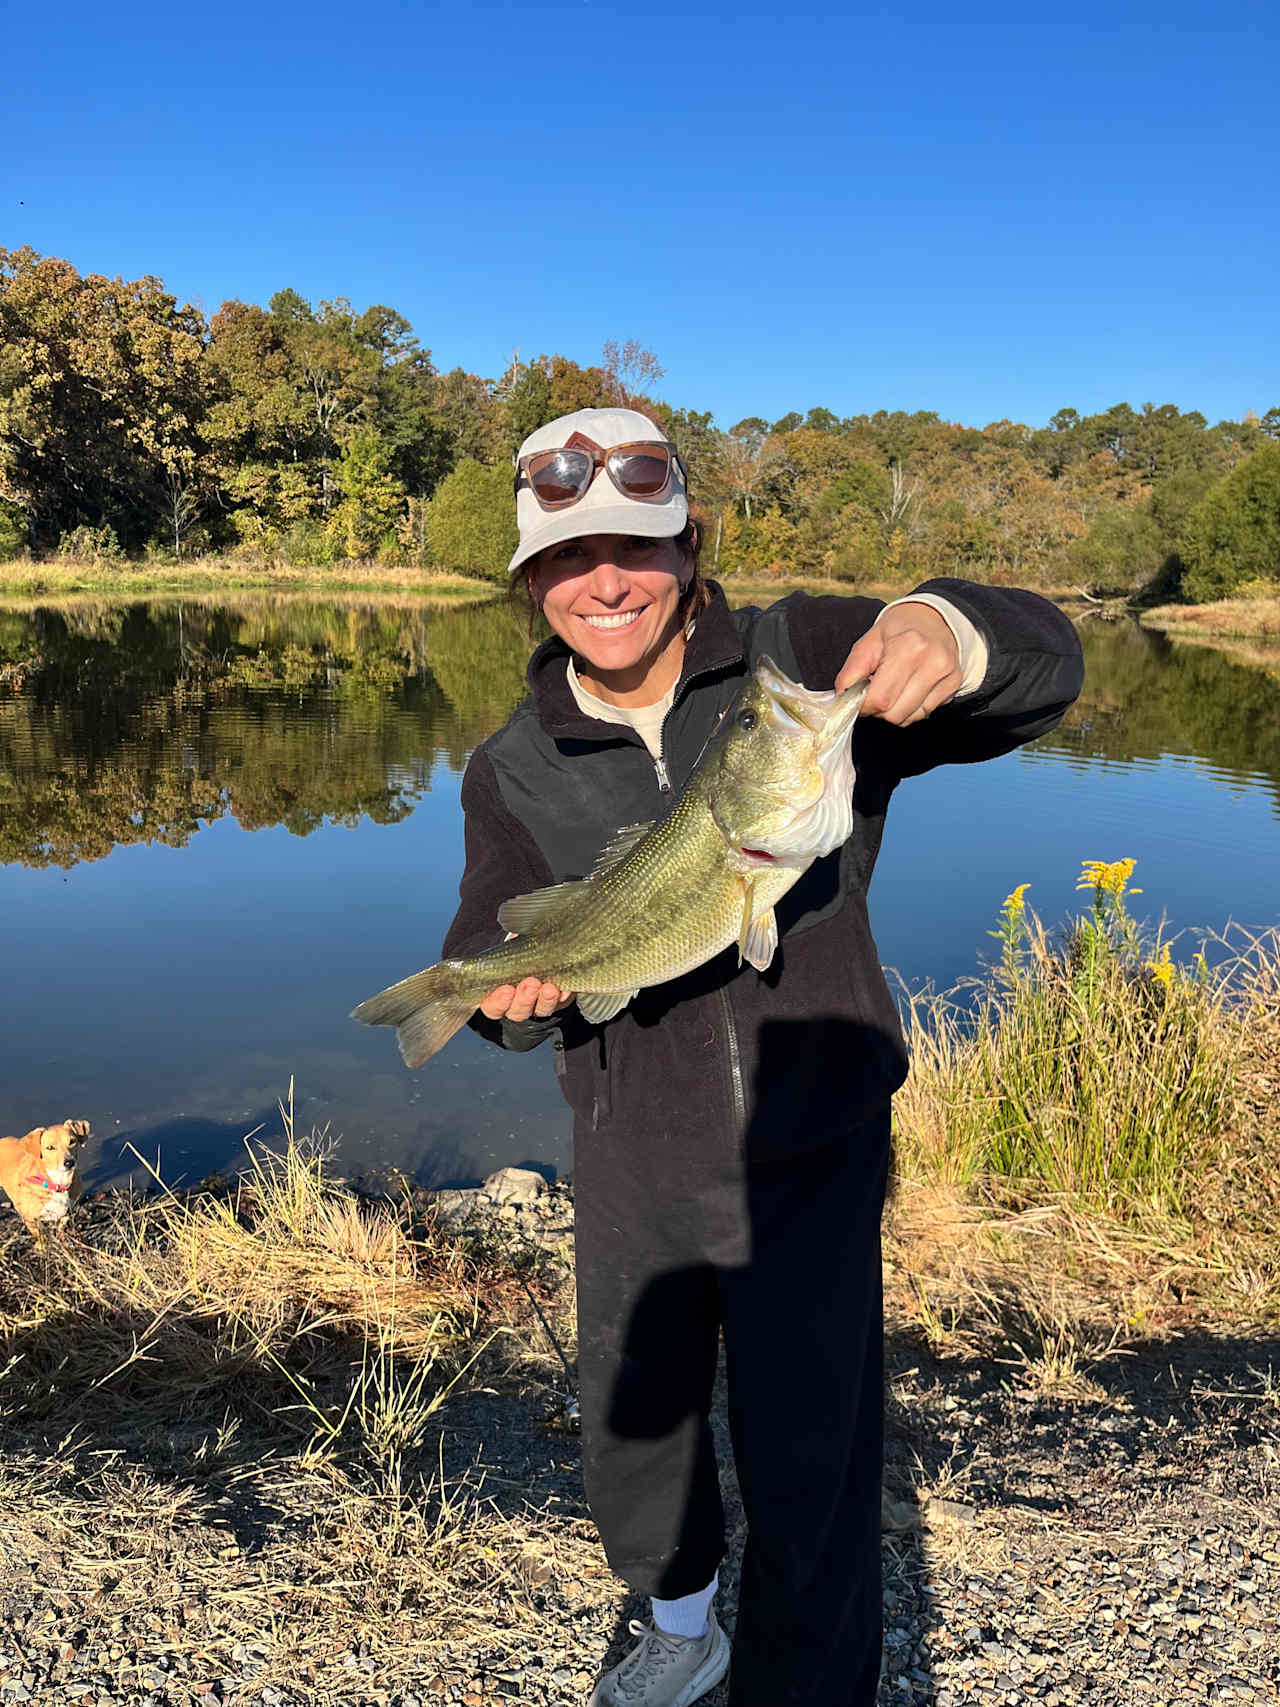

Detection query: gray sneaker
xmin=588 ymin=1614 xmax=729 ymax=1706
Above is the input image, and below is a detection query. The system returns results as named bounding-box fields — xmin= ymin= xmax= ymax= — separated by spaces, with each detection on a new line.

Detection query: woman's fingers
xmin=861 ymin=633 xmax=962 ymax=726
xmin=478 ymin=984 xmax=519 ymax=1021
xmin=847 ymin=604 xmax=963 ymax=725
xmin=877 ymin=660 xmax=965 ymax=725
xmin=479 ymin=978 xmax=573 ymax=1023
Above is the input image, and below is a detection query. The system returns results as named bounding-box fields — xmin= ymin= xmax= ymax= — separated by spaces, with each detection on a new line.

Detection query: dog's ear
xmin=23 ymin=1127 xmax=46 ymax=1145
xmin=66 ymin=1119 xmax=91 ymax=1140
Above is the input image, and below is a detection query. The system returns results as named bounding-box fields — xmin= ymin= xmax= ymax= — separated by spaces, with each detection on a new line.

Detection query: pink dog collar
xmin=26 ymin=1175 xmax=70 ymax=1193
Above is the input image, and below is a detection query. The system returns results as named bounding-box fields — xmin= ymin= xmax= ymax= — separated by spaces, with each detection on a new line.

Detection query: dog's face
xmin=37 ymin=1119 xmax=90 ymax=1174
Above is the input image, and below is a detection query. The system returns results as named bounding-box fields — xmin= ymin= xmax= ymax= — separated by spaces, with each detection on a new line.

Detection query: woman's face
xmin=530 ymin=532 xmax=691 ymax=701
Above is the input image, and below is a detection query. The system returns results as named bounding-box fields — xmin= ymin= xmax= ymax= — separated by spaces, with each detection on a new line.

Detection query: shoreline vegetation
xmin=2 ymin=554 xmax=1279 ymax=639
xmin=2 ymin=868 xmax=1277 ymax=1701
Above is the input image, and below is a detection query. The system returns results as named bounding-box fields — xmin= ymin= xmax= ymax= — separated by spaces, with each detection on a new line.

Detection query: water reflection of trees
xmin=1040 ymin=622 xmax=1280 ymax=814
xmin=0 ymin=596 xmax=534 ymax=867
xmin=4 ymin=602 xmax=1277 ymax=871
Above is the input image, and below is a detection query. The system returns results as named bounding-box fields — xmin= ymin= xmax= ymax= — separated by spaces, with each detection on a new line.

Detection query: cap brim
xmin=507 ymin=494 xmax=688 ymax=577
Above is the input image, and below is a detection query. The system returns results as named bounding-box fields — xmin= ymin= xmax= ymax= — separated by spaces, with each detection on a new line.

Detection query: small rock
xmin=482 ymin=1165 xmax=548 ymax=1205
xmin=433 ymin=1189 xmax=479 ymax=1227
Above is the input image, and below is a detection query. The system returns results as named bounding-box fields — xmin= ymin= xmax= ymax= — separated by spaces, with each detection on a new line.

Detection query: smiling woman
xmin=376 ymin=405 xmax=1085 ymax=1707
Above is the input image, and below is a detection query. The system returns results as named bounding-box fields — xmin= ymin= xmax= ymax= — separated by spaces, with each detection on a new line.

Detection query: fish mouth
xmin=754 ymin=656 xmax=868 ymax=744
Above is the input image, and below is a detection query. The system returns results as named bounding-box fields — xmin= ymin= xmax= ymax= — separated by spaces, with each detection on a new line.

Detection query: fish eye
xmin=736 ymin=708 xmax=758 ymax=731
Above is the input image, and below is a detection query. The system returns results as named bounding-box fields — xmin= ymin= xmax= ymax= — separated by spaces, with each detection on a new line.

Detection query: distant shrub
xmin=280 ymin=520 xmax=341 ymax=568
xmin=0 ymin=502 xmax=27 ymax=561
xmin=1180 ymin=443 xmax=1280 ymax=602
xmin=55 ymin=522 xmax=125 ymax=564
xmin=426 ymin=460 xmax=517 ymax=582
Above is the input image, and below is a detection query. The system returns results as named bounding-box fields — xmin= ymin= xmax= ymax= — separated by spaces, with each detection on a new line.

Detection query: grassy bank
xmin=2 ymin=871 xmax=1277 ymax=1696
xmin=0 ymin=555 xmax=497 ymax=599
xmin=1 ymin=555 xmax=1094 ymax=613
xmin=1141 ymin=593 xmax=1280 ymax=639
xmin=892 ymin=861 xmax=1280 ymax=1346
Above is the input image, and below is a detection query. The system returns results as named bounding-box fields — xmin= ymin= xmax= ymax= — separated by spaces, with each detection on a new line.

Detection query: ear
xmin=66 ymin=1119 xmax=91 ymax=1139
xmin=23 ymin=1128 xmax=46 ymax=1146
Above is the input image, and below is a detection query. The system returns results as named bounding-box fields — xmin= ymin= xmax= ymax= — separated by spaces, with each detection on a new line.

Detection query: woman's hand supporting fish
xmin=835 ymin=601 xmax=963 ymax=723
xmin=479 ymin=977 xmax=574 ymax=1024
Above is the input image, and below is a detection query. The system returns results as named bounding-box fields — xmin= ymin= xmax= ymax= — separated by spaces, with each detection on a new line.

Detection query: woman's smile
xmin=579 ymin=607 xmax=645 ymax=630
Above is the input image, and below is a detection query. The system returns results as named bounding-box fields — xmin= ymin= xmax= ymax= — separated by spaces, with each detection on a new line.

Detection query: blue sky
xmin=8 ymin=0 xmax=1278 ymax=431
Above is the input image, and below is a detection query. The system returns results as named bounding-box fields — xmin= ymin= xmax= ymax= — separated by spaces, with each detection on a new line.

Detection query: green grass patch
xmin=895 ymin=861 xmax=1280 ymax=1248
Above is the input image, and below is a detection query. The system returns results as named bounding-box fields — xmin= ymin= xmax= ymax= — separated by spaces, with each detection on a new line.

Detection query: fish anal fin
xmin=587 ymin=821 xmax=654 ymax=880
xmin=577 ymin=988 xmax=638 ymax=1025
xmin=497 ymin=879 xmax=589 ymax=936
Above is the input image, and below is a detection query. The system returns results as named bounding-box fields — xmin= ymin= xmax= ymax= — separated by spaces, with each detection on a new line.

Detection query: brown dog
xmin=0 ymin=1119 xmax=90 ymax=1244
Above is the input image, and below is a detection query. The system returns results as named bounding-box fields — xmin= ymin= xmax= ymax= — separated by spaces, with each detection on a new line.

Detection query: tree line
xmin=2 ymin=246 xmax=1277 ymax=601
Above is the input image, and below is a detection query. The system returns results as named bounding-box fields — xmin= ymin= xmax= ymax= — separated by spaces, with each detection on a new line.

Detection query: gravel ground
xmin=2 ymin=1176 xmax=1277 ymax=1705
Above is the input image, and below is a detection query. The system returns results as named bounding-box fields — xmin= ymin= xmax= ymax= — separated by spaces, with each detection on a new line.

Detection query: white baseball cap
xmin=508 ymin=407 xmax=689 ymax=577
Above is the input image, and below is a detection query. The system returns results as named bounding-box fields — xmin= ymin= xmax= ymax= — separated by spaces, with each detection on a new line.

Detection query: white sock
xmin=651 ymin=1572 xmax=718 ymax=1640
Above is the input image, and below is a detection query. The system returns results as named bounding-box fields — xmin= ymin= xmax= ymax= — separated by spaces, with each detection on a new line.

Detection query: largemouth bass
xmin=352 ymin=657 xmax=869 ymax=1068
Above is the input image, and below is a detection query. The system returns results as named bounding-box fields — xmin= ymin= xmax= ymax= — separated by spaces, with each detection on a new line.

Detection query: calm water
xmin=1 ymin=594 xmax=1277 ymax=1190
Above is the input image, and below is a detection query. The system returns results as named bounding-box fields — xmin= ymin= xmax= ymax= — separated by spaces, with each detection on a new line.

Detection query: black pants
xmin=573 ymin=1111 xmax=890 ymax=1707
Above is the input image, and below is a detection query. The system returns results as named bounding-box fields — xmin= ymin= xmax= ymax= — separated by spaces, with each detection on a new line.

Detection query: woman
xmin=442 ymin=407 xmax=1084 ymax=1706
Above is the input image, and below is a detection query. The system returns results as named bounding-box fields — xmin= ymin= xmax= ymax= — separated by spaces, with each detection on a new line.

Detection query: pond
xmin=1 ymin=593 xmax=1277 ymax=1191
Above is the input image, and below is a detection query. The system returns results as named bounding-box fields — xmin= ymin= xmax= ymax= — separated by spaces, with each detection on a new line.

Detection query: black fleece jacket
xmin=442 ymin=580 xmax=1083 ymax=1158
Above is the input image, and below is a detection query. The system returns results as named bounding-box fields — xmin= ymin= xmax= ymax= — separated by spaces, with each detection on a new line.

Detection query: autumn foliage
xmin=1 ymin=247 xmax=1276 ymax=597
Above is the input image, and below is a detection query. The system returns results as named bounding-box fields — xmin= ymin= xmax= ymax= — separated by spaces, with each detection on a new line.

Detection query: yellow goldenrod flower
xmin=1002 ymin=882 xmax=1031 ymax=913
xmin=1077 ymin=857 xmax=1142 ymax=898
xmin=1146 ymin=942 xmax=1174 ymax=986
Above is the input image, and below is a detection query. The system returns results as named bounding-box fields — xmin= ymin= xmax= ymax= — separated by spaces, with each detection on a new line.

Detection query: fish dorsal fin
xmin=495 ymin=821 xmax=653 ymax=938
xmin=496 ymin=879 xmax=589 ymax=937
xmin=587 ymin=820 xmax=654 ymax=881
xmin=578 ymin=988 xmax=639 ymax=1025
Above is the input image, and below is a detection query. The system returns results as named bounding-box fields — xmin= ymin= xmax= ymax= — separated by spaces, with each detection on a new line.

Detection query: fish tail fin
xmin=351 ymin=965 xmax=474 ymax=1069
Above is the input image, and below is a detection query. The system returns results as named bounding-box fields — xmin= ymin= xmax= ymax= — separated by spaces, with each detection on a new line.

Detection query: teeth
xmin=582 ymin=610 xmax=642 ymax=629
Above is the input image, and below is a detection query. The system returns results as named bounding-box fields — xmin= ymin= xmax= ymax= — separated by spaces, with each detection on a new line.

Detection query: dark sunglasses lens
xmin=529 ymin=449 xmax=592 ymax=504
xmin=610 ymin=447 xmax=671 ymax=496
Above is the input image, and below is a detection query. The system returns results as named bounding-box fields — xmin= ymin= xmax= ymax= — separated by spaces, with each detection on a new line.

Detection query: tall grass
xmin=895 ymin=861 xmax=1276 ymax=1223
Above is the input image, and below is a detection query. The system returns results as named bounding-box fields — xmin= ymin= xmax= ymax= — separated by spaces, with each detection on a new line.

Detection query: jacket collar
xmin=525 ymin=581 xmax=747 ymax=740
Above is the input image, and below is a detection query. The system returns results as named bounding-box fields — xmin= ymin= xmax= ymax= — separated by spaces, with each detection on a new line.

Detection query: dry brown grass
xmin=1141 ymin=593 xmax=1280 ymax=639
xmin=0 ymin=1108 xmax=604 ymax=1692
xmin=0 ymin=554 xmax=494 ymax=599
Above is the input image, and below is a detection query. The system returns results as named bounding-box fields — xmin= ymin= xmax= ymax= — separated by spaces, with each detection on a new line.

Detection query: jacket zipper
xmin=653 ymin=753 xmax=672 ymax=792
xmin=718 ymin=985 xmax=746 ymax=1133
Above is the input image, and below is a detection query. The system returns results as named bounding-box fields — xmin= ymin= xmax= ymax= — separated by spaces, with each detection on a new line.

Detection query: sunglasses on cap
xmin=514 ymin=434 xmax=685 ymax=511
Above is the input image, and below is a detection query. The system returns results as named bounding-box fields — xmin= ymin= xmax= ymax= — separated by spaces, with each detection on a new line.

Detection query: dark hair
xmin=508 ymin=520 xmax=710 ymax=633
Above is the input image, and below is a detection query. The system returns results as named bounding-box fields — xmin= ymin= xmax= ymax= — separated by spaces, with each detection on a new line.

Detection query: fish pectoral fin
xmin=497 ymin=879 xmax=589 ymax=936
xmin=738 ymin=891 xmax=779 ymax=973
xmin=577 ymin=988 xmax=639 ymax=1025
xmin=586 ymin=821 xmax=654 ymax=880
